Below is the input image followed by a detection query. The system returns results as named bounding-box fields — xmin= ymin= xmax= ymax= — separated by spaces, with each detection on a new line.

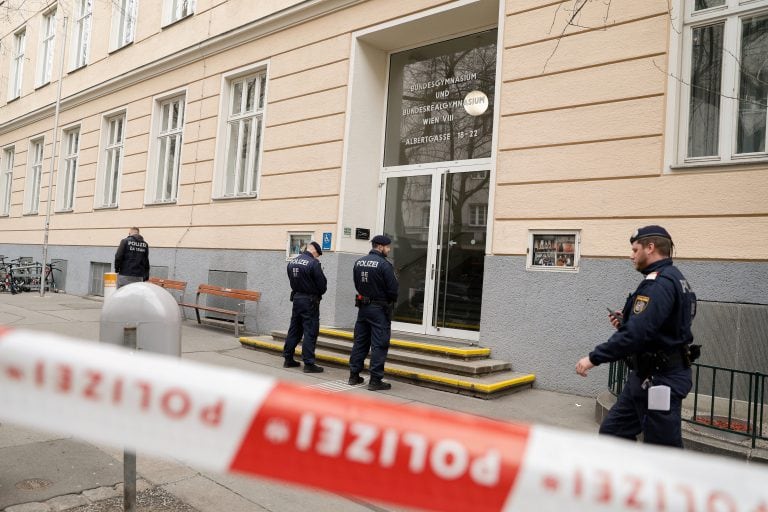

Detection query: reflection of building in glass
xmin=384 ymin=30 xmax=497 ymax=166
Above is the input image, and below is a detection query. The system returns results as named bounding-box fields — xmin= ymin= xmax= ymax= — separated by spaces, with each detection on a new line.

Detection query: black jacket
xmin=287 ymin=251 xmax=327 ymax=297
xmin=115 ymin=234 xmax=150 ymax=280
xmin=589 ymin=258 xmax=696 ymax=365
xmin=353 ymin=249 xmax=399 ymax=302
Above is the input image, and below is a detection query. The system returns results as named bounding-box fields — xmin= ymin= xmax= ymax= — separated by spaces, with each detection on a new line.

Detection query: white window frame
xmin=0 ymin=147 xmax=15 ymax=216
xmin=468 ymin=203 xmax=488 ymax=227
xmin=24 ymin=138 xmax=45 ymax=215
xmin=146 ymin=91 xmax=186 ymax=204
xmin=213 ymin=62 xmax=268 ymax=199
xmin=71 ymin=0 xmax=93 ymax=70
xmin=162 ymin=0 xmax=196 ymax=27
xmin=110 ymin=0 xmax=137 ymax=51
xmin=8 ymin=28 xmax=26 ymax=100
xmin=37 ymin=7 xmax=57 ymax=87
xmin=286 ymin=231 xmax=313 ymax=260
xmin=667 ymin=0 xmax=768 ymax=169
xmin=95 ymin=112 xmax=126 ymax=209
xmin=56 ymin=126 xmax=80 ymax=212
xmin=526 ymin=230 xmax=581 ymax=272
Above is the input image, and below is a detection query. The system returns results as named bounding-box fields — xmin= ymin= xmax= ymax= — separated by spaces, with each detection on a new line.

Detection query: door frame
xmin=378 ymin=161 xmax=490 ymax=342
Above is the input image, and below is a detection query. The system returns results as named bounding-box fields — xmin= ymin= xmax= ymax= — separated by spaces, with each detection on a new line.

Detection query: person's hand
xmin=576 ymin=356 xmax=594 ymax=377
xmin=609 ymin=310 xmax=622 ymax=329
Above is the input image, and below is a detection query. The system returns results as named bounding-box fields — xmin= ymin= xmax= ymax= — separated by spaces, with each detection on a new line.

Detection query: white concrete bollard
xmin=103 ymin=272 xmax=117 ymax=301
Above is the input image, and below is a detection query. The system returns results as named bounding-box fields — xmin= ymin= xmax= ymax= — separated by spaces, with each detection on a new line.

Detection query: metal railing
xmin=608 ymin=361 xmax=767 ymax=448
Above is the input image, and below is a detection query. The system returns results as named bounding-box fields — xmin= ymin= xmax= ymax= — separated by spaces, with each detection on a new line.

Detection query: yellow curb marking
xmin=240 ymin=337 xmax=535 ymax=394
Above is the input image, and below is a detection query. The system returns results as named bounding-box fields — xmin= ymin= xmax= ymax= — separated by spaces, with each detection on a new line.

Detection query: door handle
xmin=431 ymin=264 xmax=435 ymax=280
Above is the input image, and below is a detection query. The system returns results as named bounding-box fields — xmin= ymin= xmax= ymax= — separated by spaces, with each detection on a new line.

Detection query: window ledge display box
xmin=527 ymin=230 xmax=580 ymax=272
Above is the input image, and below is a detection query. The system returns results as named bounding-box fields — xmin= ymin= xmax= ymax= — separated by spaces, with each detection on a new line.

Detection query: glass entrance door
xmin=383 ymin=169 xmax=489 ymax=340
xmin=430 ymin=170 xmax=488 ymax=336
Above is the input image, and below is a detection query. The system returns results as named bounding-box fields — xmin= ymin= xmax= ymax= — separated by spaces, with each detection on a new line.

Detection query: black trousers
xmin=282 ymin=298 xmax=320 ymax=365
xmin=349 ymin=304 xmax=391 ymax=379
xmin=600 ymin=368 xmax=692 ymax=447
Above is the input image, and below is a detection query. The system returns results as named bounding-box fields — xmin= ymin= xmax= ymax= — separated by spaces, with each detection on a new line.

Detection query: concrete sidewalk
xmin=0 ymin=291 xmax=598 ymax=512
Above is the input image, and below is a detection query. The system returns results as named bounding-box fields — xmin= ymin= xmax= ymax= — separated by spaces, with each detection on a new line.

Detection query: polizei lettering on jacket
xmin=127 ymin=240 xmax=147 ymax=253
xmin=356 ymin=260 xmax=380 ymax=268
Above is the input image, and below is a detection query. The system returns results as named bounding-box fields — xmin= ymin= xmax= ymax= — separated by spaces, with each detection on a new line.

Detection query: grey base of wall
xmin=0 ymin=244 xmax=765 ymax=396
xmin=595 ymin=391 xmax=768 ymax=463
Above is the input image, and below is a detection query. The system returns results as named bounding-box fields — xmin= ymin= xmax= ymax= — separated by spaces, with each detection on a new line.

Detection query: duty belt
xmin=357 ymin=295 xmax=390 ymax=307
xmin=293 ymin=292 xmax=320 ymax=301
xmin=627 ymin=346 xmax=688 ymax=377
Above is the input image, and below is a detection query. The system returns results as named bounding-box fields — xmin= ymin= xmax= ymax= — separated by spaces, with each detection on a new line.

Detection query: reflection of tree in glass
xmin=396 ymin=31 xmax=497 ymax=165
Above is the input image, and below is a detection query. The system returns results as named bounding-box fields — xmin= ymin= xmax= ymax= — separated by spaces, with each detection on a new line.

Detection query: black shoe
xmin=367 ymin=379 xmax=391 ymax=391
xmin=348 ymin=373 xmax=364 ymax=385
xmin=283 ymin=359 xmax=300 ymax=368
xmin=303 ymin=364 xmax=324 ymax=374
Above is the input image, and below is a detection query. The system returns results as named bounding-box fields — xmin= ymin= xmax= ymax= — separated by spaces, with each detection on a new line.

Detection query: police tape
xmin=0 ymin=327 xmax=766 ymax=512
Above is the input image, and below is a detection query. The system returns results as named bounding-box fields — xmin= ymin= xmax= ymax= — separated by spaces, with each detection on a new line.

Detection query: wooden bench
xmin=148 ymin=277 xmax=188 ymax=302
xmin=178 ymin=284 xmax=261 ymax=337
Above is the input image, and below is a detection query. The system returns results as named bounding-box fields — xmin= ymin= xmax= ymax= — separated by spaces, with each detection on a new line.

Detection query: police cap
xmin=630 ymin=225 xmax=672 ymax=244
xmin=371 ymin=235 xmax=392 ymax=246
xmin=309 ymin=241 xmax=323 ymax=255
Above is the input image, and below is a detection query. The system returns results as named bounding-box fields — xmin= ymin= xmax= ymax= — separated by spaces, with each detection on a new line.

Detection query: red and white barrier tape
xmin=0 ymin=327 xmax=766 ymax=512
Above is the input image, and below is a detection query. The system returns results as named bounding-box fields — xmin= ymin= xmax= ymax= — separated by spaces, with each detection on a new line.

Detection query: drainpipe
xmin=40 ymin=13 xmax=68 ymax=297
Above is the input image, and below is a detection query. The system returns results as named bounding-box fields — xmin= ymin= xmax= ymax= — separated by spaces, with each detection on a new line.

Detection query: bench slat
xmin=197 ymin=284 xmax=261 ymax=302
xmin=148 ymin=277 xmax=188 ymax=291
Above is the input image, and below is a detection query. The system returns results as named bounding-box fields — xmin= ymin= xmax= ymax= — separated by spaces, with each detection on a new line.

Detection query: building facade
xmin=0 ymin=0 xmax=766 ymax=395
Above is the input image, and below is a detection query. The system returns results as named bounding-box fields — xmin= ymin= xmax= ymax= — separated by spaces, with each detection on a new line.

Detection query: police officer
xmin=348 ymin=235 xmax=399 ymax=391
xmin=114 ymin=227 xmax=150 ymax=288
xmin=576 ymin=226 xmax=698 ymax=447
xmin=283 ymin=241 xmax=327 ymax=373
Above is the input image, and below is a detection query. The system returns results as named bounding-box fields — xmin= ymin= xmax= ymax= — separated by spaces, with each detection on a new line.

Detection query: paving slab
xmin=0 ymin=439 xmax=123 ymax=510
xmin=0 ymin=424 xmax=68 ymax=450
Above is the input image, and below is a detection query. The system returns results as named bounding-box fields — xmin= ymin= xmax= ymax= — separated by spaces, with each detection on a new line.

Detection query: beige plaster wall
xmin=496 ymin=0 xmax=768 ymax=260
xmin=0 ymin=0 xmax=451 ymax=250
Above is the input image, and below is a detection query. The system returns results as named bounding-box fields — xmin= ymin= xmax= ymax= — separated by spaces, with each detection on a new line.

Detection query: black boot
xmin=303 ymin=363 xmax=324 ymax=373
xmin=283 ymin=359 xmax=300 ymax=368
xmin=348 ymin=372 xmax=364 ymax=385
xmin=367 ymin=378 xmax=391 ymax=391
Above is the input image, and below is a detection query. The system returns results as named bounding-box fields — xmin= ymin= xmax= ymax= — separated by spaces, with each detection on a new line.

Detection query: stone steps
xmin=239 ymin=327 xmax=535 ymax=398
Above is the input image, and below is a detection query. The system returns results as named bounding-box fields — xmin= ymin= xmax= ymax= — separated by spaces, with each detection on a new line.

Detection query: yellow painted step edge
xmin=240 ymin=337 xmax=535 ymax=394
xmin=318 ymin=328 xmax=491 ymax=358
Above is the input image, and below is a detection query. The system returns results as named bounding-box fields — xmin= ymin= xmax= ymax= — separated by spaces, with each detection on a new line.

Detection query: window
xmin=147 ymin=95 xmax=185 ymax=203
xmin=37 ymin=8 xmax=57 ymax=86
xmin=110 ymin=0 xmax=137 ymax=50
xmin=163 ymin=0 xmax=195 ymax=26
xmin=0 ymin=147 xmax=14 ymax=216
xmin=468 ymin=204 xmax=487 ymax=227
xmin=675 ymin=0 xmax=768 ymax=165
xmin=96 ymin=114 xmax=125 ymax=208
xmin=57 ymin=127 xmax=80 ymax=211
xmin=287 ymin=232 xmax=313 ymax=259
xmin=527 ymin=231 xmax=580 ymax=271
xmin=24 ymin=138 xmax=44 ymax=215
xmin=8 ymin=28 xmax=26 ymax=100
xmin=215 ymin=70 xmax=267 ymax=198
xmin=71 ymin=0 xmax=93 ymax=69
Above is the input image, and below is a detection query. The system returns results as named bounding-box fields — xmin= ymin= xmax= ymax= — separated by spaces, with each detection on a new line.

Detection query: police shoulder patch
xmin=645 ymin=271 xmax=659 ymax=280
xmin=633 ymin=295 xmax=650 ymax=314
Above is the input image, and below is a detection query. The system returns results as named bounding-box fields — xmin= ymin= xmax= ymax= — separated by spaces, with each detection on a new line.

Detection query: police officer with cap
xmin=348 ymin=235 xmax=399 ymax=391
xmin=576 ymin=225 xmax=698 ymax=447
xmin=283 ymin=241 xmax=327 ymax=373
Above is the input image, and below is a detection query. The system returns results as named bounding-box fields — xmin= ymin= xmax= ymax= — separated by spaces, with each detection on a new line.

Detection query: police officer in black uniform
xmin=114 ymin=227 xmax=150 ymax=288
xmin=283 ymin=241 xmax=327 ymax=373
xmin=348 ymin=235 xmax=399 ymax=391
xmin=576 ymin=226 xmax=699 ymax=447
